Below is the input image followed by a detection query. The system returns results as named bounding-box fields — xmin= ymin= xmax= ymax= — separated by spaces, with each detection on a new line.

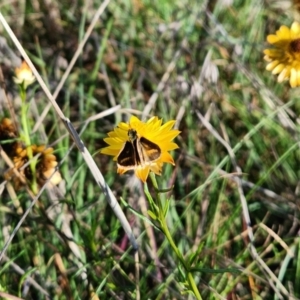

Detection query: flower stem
xmin=149 ymin=173 xmax=202 ymax=299
xmin=20 ymin=86 xmax=38 ymax=194
xmin=20 ymin=90 xmax=31 ymax=147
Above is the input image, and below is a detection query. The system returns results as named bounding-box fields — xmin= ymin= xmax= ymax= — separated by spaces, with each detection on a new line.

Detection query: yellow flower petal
xmin=266 ymin=60 xmax=280 ymax=71
xmin=164 ymin=142 xmax=180 ymax=151
xmin=101 ymin=147 xmax=120 ymax=156
xmin=149 ymin=162 xmax=163 ymax=175
xmin=160 ymin=120 xmax=176 ymax=130
xmin=272 ymin=63 xmax=285 ymax=74
xmin=278 ymin=25 xmax=290 ymax=38
xmin=267 ymin=34 xmax=280 ymax=44
xmin=277 ymin=68 xmax=288 ymax=82
xmin=135 ymin=166 xmax=150 ymax=182
xmin=291 ymin=22 xmax=300 ymax=35
xmin=289 ymin=68 xmax=300 ymax=87
xmin=160 ymin=152 xmax=175 ymax=165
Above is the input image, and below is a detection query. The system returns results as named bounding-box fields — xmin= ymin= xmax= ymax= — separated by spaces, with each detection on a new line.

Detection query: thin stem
xmin=20 ymin=86 xmax=38 ymax=194
xmin=149 ymin=173 xmax=202 ymax=300
xmin=20 ymin=90 xmax=31 ymax=147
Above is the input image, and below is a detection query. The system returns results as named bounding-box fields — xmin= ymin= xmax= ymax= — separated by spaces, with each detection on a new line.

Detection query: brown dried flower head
xmin=0 ymin=118 xmax=20 ymax=155
xmin=13 ymin=145 xmax=62 ymax=188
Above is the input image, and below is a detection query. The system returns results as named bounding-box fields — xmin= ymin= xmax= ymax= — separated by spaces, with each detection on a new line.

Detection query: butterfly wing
xmin=138 ymin=137 xmax=161 ymax=163
xmin=117 ymin=139 xmax=141 ymax=168
xmin=117 ymin=142 xmax=136 ymax=167
xmin=117 ymin=131 xmax=160 ymax=169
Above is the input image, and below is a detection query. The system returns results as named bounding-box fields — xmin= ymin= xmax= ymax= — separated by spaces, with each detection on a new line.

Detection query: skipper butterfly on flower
xmin=101 ymin=116 xmax=180 ymax=182
xmin=117 ymin=129 xmax=161 ymax=169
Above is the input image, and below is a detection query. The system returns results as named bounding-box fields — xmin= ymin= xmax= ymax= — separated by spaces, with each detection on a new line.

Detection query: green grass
xmin=0 ymin=0 xmax=299 ymax=299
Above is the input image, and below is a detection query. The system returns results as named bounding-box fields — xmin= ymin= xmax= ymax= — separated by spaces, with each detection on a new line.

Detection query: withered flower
xmin=0 ymin=118 xmax=20 ymax=156
xmin=12 ymin=145 xmax=62 ymax=188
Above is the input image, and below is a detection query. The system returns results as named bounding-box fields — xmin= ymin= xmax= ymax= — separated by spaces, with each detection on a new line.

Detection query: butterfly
xmin=117 ymin=129 xmax=161 ymax=169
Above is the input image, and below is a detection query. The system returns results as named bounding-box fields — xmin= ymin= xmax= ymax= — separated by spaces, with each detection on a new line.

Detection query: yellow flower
xmin=13 ymin=61 xmax=35 ymax=88
xmin=101 ymin=116 xmax=180 ymax=182
xmin=263 ymin=21 xmax=300 ymax=87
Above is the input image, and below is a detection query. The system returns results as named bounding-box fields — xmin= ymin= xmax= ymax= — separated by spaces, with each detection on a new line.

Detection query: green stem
xmin=21 ymin=92 xmax=31 ymax=147
xmin=149 ymin=173 xmax=202 ymax=300
xmin=20 ymin=86 xmax=38 ymax=194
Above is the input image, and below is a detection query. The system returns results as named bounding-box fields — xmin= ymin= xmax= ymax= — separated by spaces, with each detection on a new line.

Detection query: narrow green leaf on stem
xmin=147 ymin=210 xmax=158 ymax=220
xmin=148 ymin=173 xmax=203 ymax=300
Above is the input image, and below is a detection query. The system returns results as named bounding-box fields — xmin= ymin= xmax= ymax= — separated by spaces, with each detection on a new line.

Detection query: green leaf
xmin=163 ymin=199 xmax=170 ymax=217
xmin=190 ymin=267 xmax=241 ymax=274
xmin=177 ymin=264 xmax=186 ymax=281
xmin=189 ymin=242 xmax=204 ymax=266
xmin=120 ymin=198 xmax=161 ymax=230
xmin=155 ymin=186 xmax=174 ymax=193
xmin=147 ymin=210 xmax=158 ymax=220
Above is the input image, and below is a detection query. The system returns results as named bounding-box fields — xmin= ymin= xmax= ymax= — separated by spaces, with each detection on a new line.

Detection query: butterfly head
xmin=128 ymin=129 xmax=138 ymax=142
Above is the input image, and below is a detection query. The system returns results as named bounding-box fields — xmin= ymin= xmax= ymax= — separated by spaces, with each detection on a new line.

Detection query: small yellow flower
xmin=263 ymin=21 xmax=300 ymax=87
xmin=101 ymin=116 xmax=180 ymax=182
xmin=13 ymin=61 xmax=35 ymax=88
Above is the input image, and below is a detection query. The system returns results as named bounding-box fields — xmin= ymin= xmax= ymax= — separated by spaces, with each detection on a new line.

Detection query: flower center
xmin=290 ymin=39 xmax=300 ymax=52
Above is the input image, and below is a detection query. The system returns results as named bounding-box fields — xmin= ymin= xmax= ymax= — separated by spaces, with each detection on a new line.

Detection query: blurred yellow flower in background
xmin=101 ymin=116 xmax=180 ymax=182
xmin=13 ymin=61 xmax=36 ymax=88
xmin=264 ymin=21 xmax=300 ymax=87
